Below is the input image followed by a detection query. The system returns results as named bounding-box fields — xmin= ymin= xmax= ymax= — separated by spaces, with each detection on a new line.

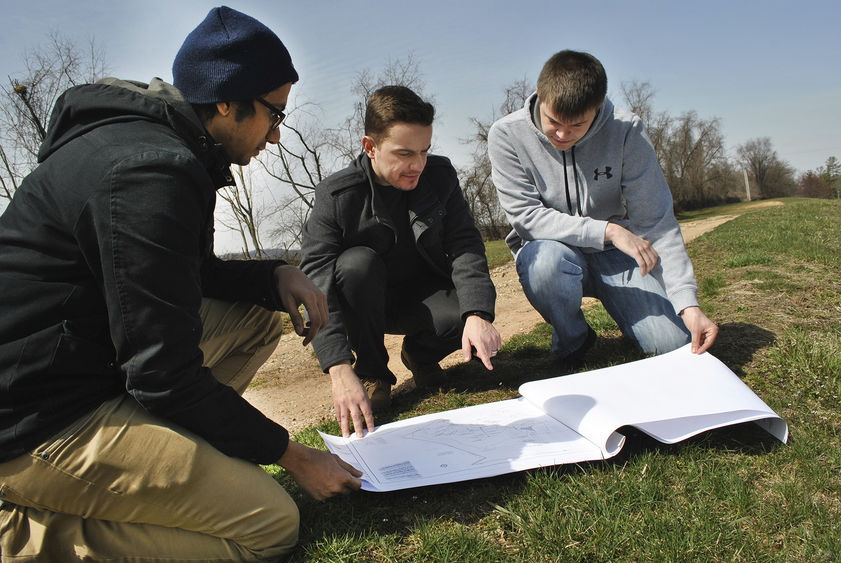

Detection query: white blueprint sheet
xmin=320 ymin=345 xmax=788 ymax=492
xmin=320 ymin=397 xmax=602 ymax=492
xmin=519 ymin=344 xmax=788 ymax=455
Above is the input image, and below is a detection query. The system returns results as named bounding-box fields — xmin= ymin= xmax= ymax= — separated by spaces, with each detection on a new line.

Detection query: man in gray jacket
xmin=301 ymin=86 xmax=500 ymax=437
xmin=488 ymin=50 xmax=718 ymax=365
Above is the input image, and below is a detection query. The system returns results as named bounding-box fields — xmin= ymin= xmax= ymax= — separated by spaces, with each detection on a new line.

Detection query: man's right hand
xmin=272 ymin=265 xmax=328 ymax=346
xmin=329 ymin=362 xmax=375 ymax=438
xmin=277 ymin=441 xmax=362 ymax=501
xmin=604 ymin=223 xmax=659 ymax=276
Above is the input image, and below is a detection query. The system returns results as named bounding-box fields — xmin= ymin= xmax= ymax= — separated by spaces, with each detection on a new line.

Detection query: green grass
xmin=674 ymin=198 xmax=786 ymax=222
xmin=270 ymin=197 xmax=841 ymax=562
xmin=484 ymin=238 xmax=513 ymax=269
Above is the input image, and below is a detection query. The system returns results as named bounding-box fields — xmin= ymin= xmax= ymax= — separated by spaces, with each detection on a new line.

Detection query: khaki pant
xmin=0 ymin=299 xmax=296 ymax=561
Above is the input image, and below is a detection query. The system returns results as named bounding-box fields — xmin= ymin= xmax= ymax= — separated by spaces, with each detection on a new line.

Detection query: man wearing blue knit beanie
xmin=0 ymin=6 xmax=360 ymax=560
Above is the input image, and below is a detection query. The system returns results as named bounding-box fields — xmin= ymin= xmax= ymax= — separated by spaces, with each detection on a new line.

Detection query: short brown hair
xmin=364 ymin=85 xmax=434 ymax=143
xmin=537 ymin=50 xmax=607 ymax=119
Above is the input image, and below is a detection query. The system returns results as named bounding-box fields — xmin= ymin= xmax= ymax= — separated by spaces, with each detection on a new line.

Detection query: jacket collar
xmin=356 ymin=152 xmax=440 ymax=218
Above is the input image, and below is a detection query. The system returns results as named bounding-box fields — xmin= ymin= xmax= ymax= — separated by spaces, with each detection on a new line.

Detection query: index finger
xmin=473 ymin=343 xmax=495 ymax=371
xmin=282 ymin=295 xmax=306 ymax=336
xmin=696 ymin=326 xmax=719 ymax=354
xmin=302 ymin=294 xmax=328 ymax=343
xmin=334 ymin=456 xmax=363 ymax=479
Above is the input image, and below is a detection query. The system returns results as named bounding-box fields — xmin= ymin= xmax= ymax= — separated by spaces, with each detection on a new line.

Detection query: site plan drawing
xmin=320 ymin=345 xmax=788 ymax=492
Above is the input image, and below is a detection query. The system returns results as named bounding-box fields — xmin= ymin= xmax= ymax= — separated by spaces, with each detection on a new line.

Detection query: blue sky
xmin=3 ymin=0 xmax=839 ymax=250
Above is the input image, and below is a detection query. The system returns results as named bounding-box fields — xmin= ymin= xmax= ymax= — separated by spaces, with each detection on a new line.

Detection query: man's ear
xmin=362 ymin=135 xmax=377 ymax=158
xmin=215 ymin=101 xmax=234 ymax=118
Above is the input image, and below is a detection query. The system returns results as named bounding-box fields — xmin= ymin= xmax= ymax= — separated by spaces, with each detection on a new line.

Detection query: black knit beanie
xmin=172 ymin=6 xmax=298 ymax=103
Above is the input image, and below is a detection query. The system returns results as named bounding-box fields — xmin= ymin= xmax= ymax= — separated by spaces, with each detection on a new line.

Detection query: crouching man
xmin=0 ymin=7 xmax=360 ymax=560
xmin=301 ymin=86 xmax=501 ymax=437
xmin=488 ymin=50 xmax=718 ymax=365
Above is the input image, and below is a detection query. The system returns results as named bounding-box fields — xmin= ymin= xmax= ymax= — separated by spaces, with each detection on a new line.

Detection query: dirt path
xmin=244 ymin=201 xmax=782 ymax=434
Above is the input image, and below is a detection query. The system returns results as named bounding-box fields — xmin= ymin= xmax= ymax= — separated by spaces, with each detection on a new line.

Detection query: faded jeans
xmin=515 ymin=240 xmax=690 ymax=359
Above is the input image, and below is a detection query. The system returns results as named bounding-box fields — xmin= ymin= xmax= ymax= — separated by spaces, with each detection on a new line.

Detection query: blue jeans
xmin=515 ymin=240 xmax=690 ymax=358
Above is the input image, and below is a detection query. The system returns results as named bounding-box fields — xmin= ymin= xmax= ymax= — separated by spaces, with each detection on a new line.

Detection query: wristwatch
xmin=466 ymin=310 xmax=493 ymax=322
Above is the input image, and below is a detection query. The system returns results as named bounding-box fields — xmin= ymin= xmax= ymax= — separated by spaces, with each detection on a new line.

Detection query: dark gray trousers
xmin=334 ymin=246 xmax=463 ymax=384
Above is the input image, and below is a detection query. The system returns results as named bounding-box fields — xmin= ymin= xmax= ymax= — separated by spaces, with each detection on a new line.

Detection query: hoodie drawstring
xmin=561 ymin=147 xmax=583 ymax=216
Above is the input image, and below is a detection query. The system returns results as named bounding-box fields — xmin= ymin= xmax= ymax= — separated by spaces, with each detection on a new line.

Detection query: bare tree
xmin=463 ymin=78 xmax=533 ymax=239
xmin=619 ymin=80 xmax=657 ymax=127
xmin=210 ymin=106 xmax=334 ymax=260
xmin=262 ymin=112 xmax=332 ymax=209
xmin=327 ymin=53 xmax=428 ymax=164
xmin=619 ymin=80 xmax=671 ymax=158
xmin=659 ymin=111 xmax=730 ymax=207
xmin=818 ymin=156 xmax=840 ymax=199
xmin=269 ymin=192 xmax=312 ymax=262
xmin=737 ymin=137 xmax=797 ymax=199
xmin=620 ymin=81 xmax=738 ymax=209
xmin=0 ymin=32 xmax=108 ymax=204
xmin=217 ymin=166 xmax=269 ymax=259
xmin=799 ymin=170 xmax=832 ymax=199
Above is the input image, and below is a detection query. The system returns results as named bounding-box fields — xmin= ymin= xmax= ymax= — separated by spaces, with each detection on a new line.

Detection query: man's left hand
xmin=679 ymin=306 xmax=719 ymax=354
xmin=273 ymin=265 xmax=328 ymax=346
xmin=462 ymin=314 xmax=502 ymax=370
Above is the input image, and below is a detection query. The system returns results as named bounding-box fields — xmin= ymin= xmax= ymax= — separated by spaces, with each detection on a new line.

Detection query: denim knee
xmin=516 ymin=240 xmax=584 ymax=301
xmin=632 ymin=318 xmax=690 ymax=356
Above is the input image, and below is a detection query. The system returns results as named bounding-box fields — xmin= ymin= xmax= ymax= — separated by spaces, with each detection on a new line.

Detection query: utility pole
xmin=743 ymin=169 xmax=751 ymax=201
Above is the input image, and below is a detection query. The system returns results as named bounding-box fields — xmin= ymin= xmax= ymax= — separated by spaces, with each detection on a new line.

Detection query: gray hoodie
xmin=488 ymin=92 xmax=699 ymax=314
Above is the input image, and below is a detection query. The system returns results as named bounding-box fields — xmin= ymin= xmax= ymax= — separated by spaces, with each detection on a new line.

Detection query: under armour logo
xmin=593 ymin=167 xmax=613 ymax=180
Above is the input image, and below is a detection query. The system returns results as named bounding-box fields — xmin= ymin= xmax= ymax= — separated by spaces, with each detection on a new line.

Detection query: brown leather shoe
xmin=363 ymin=379 xmax=391 ymax=412
xmin=400 ymin=344 xmax=445 ymax=389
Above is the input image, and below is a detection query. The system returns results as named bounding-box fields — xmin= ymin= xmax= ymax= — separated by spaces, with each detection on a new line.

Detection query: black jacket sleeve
xmin=86 ymin=149 xmax=289 ymax=464
xmin=299 ymin=180 xmax=357 ymax=372
xmin=201 ymin=254 xmax=287 ymax=312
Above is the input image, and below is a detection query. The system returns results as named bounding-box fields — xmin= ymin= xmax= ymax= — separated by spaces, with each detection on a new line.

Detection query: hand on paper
xmin=273 ymin=265 xmax=328 ymax=346
xmin=679 ymin=306 xmax=719 ymax=354
xmin=605 ymin=223 xmax=659 ymax=276
xmin=329 ymin=362 xmax=375 ymax=438
xmin=462 ymin=314 xmax=502 ymax=370
xmin=277 ymin=441 xmax=362 ymax=500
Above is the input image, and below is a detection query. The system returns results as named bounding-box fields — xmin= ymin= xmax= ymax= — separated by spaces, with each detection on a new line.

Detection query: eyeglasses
xmin=255 ymin=97 xmax=286 ymax=130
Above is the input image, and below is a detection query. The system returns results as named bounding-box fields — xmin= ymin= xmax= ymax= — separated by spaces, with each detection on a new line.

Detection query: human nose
xmin=410 ymin=153 xmax=426 ymax=171
xmin=266 ymin=125 xmax=281 ymax=144
xmin=554 ymin=126 xmax=571 ymax=141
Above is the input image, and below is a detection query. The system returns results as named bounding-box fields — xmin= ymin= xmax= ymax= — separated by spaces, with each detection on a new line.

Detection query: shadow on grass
xmin=609 ymin=420 xmax=786 ymax=463
xmin=392 ymin=329 xmax=647 ymax=414
xmin=708 ymin=322 xmax=777 ymax=375
xmin=290 ymin=469 xmax=532 ymax=548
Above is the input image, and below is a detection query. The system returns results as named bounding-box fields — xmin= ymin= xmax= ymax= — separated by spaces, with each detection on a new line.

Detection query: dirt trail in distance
xmin=244 ymin=200 xmax=783 ymax=434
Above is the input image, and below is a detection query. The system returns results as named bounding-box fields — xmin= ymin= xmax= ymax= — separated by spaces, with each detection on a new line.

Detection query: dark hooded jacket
xmin=0 ymin=78 xmax=290 ymax=464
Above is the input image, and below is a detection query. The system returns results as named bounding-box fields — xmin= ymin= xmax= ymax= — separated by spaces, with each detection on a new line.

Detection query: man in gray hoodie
xmin=488 ymin=50 xmax=718 ymax=364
